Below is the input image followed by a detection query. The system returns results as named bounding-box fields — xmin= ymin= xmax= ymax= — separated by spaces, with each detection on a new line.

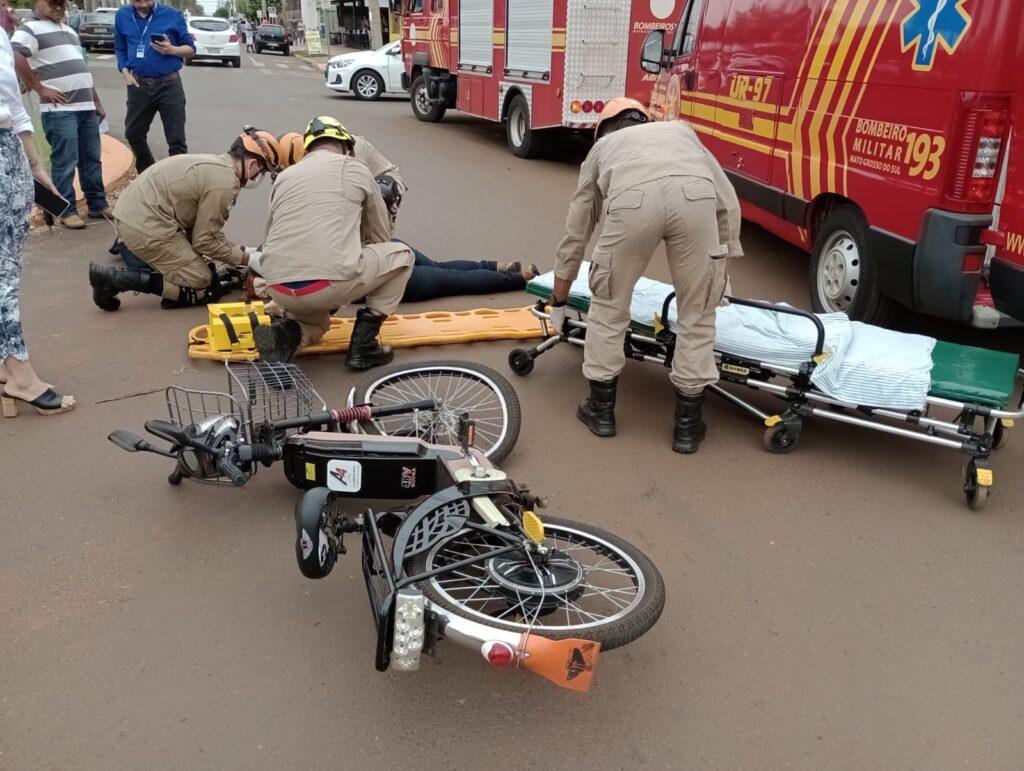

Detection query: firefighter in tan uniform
xmin=253 ymin=116 xmax=414 ymax=370
xmin=88 ymin=128 xmax=285 ymax=311
xmin=550 ymin=99 xmax=742 ymax=453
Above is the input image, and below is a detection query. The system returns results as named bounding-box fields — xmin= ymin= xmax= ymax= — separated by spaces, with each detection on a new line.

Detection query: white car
xmin=185 ymin=16 xmax=242 ymax=68
xmin=325 ymin=41 xmax=405 ymax=101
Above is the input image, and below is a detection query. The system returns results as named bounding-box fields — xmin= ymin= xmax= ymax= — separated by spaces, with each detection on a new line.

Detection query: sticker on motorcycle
xmin=327 ymin=459 xmax=362 ymax=492
xmin=318 ymin=528 xmax=330 ymax=566
xmin=300 ymin=528 xmax=314 ymax=560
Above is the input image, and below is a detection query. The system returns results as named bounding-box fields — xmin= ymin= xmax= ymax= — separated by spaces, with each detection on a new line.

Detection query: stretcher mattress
xmin=527 ymin=268 xmax=1020 ymax=410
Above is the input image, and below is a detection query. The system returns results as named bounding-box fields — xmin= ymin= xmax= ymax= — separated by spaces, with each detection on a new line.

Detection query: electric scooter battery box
xmin=208 ymin=301 xmax=270 ymax=353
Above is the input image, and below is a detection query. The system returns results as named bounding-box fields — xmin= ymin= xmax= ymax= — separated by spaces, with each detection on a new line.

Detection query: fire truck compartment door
xmin=506 ymin=0 xmax=553 ymax=77
xmin=459 ymin=0 xmax=492 ymax=68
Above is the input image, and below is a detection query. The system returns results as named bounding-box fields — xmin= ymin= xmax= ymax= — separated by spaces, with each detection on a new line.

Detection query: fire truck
xmin=636 ymin=0 xmax=1022 ymax=326
xmin=389 ymin=0 xmax=683 ymax=158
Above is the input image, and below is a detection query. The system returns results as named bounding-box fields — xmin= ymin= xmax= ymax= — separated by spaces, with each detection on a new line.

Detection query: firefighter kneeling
xmin=88 ymin=128 xmax=287 ymax=311
xmin=549 ymin=99 xmax=743 ymax=454
xmin=252 ymin=116 xmax=414 ymax=370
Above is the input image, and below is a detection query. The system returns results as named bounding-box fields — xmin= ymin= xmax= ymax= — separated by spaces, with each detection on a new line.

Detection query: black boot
xmin=254 ymin=319 xmax=302 ymax=363
xmin=345 ymin=308 xmax=394 ymax=370
xmin=89 ymin=262 xmax=163 ymax=312
xmin=577 ymin=377 xmax=617 ymax=437
xmin=672 ymin=389 xmax=707 ymax=454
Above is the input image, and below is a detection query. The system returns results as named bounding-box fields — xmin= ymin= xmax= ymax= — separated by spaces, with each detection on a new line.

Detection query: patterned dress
xmin=0 ymin=127 xmax=34 ymax=362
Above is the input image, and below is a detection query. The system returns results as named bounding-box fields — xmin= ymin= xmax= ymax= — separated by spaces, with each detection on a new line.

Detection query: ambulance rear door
xmin=989 ymin=99 xmax=1024 ymax=321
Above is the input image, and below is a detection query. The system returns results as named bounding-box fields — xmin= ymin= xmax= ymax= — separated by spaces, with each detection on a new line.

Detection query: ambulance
xmin=638 ymin=0 xmax=1022 ymax=325
xmin=389 ymin=0 xmax=684 ymax=158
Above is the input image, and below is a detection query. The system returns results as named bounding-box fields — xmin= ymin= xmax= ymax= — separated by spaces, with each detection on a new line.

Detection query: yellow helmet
xmin=276 ymin=131 xmax=306 ymax=167
xmin=303 ymin=116 xmax=353 ymax=150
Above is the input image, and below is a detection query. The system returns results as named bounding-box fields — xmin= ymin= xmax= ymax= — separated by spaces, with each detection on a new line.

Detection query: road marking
xmin=248 ymin=56 xmax=265 ymax=67
xmin=93 ymin=53 xmax=113 ymax=60
xmin=275 ymin=62 xmax=290 ymax=69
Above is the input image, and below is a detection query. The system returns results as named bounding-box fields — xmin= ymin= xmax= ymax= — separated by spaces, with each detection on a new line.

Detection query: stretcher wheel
xmin=963 ymin=459 xmax=991 ymax=511
xmin=508 ymin=348 xmax=534 ymax=376
xmin=763 ymin=423 xmax=799 ymax=454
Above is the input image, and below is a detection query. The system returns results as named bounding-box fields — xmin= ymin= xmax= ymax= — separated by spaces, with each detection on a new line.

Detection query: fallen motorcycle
xmin=109 ymin=360 xmax=664 ymax=690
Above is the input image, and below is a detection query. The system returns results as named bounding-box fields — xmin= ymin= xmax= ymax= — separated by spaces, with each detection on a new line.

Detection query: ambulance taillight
xmin=947 ymin=98 xmax=1010 ymax=210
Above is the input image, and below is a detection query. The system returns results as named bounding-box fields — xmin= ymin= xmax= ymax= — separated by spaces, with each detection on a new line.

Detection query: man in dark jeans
xmin=113 ymin=0 xmax=193 ymax=173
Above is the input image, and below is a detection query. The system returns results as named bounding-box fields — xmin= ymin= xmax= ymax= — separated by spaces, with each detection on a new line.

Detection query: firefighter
xmin=252 ymin=116 xmax=414 ymax=369
xmin=549 ymin=98 xmax=743 ymax=453
xmin=87 ymin=128 xmax=283 ymax=312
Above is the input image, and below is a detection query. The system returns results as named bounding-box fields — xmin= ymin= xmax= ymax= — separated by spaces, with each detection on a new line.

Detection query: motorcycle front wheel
xmin=349 ymin=360 xmax=521 ymax=465
xmin=408 ymin=516 xmax=665 ymax=651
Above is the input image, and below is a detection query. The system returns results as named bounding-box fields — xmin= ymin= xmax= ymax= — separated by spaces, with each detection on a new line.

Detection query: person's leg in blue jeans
xmin=403 ymin=263 xmax=526 ymax=302
xmin=75 ymin=110 xmax=109 ymax=216
xmin=413 ymin=250 xmax=499 ymax=272
xmin=40 ymin=112 xmax=79 ymax=218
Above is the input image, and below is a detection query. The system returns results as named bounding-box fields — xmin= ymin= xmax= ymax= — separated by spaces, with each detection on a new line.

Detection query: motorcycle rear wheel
xmin=408 ymin=516 xmax=664 ymax=651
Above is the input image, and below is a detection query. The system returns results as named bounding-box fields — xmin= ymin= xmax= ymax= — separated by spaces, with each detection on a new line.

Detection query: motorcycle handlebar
xmin=216 ymin=456 xmax=248 ymax=487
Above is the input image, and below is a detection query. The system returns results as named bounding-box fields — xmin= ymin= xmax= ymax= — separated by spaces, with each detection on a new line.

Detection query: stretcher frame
xmin=508 ymin=296 xmax=1024 ymax=510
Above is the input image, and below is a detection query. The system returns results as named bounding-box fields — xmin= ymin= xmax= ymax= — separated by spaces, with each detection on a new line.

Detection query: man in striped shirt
xmin=12 ymin=0 xmax=109 ymax=229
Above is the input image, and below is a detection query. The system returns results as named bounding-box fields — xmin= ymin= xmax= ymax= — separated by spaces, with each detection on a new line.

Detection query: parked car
xmin=79 ymin=12 xmax=115 ymax=51
xmin=254 ymin=23 xmax=290 ymax=56
xmin=185 ymin=16 xmax=241 ymax=68
xmin=325 ymin=41 xmax=404 ymax=101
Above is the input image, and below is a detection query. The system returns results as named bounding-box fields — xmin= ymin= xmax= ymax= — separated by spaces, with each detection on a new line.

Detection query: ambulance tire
xmin=810 ymin=206 xmax=897 ymax=326
xmin=411 ymin=76 xmax=446 ymax=123
xmin=506 ymin=93 xmax=547 ymax=159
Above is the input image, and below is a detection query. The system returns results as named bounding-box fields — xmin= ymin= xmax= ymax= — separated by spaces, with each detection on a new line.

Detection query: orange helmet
xmin=239 ymin=127 xmax=282 ymax=170
xmin=594 ymin=97 xmax=652 ymax=139
xmin=276 ymin=132 xmax=305 ymax=168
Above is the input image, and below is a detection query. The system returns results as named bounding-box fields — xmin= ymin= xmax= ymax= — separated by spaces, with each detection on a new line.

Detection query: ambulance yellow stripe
xmin=841 ymin=0 xmax=902 ymax=192
xmin=683 ymin=97 xmax=778 ymax=142
xmin=791 ymin=0 xmax=850 ymax=200
xmin=825 ymin=0 xmax=888 ymax=193
xmin=691 ymin=122 xmax=788 ymax=159
xmin=808 ymin=0 xmax=871 ymax=198
xmin=787 ymin=0 xmax=833 ymax=113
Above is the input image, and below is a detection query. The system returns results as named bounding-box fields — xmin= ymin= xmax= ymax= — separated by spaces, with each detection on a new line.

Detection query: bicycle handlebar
xmin=216 ymin=455 xmax=248 ymax=487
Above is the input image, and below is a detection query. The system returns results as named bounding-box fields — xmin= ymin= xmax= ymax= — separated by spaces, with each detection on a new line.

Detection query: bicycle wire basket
xmin=165 ymin=362 xmax=326 ymax=443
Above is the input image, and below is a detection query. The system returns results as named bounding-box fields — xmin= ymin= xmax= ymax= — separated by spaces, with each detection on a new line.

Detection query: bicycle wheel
xmin=350 ymin=360 xmax=521 ymax=464
xmin=408 ymin=516 xmax=665 ymax=651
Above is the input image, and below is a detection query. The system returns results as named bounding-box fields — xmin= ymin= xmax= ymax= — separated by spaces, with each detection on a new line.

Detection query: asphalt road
xmin=2 ymin=54 xmax=1022 ymax=770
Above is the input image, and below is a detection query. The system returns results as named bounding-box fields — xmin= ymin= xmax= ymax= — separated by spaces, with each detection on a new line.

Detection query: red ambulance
xmin=637 ymin=0 xmax=1022 ymax=325
xmin=391 ymin=0 xmax=683 ymax=158
xmin=987 ymin=94 xmax=1024 ymax=323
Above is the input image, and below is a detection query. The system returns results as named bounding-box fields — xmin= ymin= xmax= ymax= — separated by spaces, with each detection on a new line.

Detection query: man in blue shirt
xmin=114 ymin=0 xmax=194 ymax=173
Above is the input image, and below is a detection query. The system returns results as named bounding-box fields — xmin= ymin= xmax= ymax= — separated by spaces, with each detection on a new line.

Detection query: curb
xmin=298 ymin=56 xmax=327 ymax=73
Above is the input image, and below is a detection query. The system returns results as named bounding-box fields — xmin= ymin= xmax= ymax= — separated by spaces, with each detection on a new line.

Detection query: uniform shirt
xmin=113 ymin=153 xmax=244 ymax=266
xmin=114 ymin=3 xmax=192 ymax=77
xmin=0 ymin=28 xmax=32 ymax=132
xmin=259 ymin=151 xmax=392 ymax=284
xmin=353 ymin=134 xmax=405 ymax=193
xmin=555 ymin=120 xmax=743 ymax=282
xmin=11 ymin=15 xmax=95 ymax=113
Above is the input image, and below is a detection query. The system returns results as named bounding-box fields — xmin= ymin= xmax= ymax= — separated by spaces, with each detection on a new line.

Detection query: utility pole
xmin=367 ymin=0 xmax=383 ymax=48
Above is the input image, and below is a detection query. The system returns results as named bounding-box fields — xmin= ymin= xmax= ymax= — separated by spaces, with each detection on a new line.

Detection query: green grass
xmin=28 ymin=104 xmax=51 ymax=173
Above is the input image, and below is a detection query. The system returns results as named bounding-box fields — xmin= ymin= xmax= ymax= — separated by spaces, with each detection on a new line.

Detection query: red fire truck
xmin=390 ymin=0 xmax=683 ymax=158
xmin=635 ymin=0 xmax=1022 ymax=326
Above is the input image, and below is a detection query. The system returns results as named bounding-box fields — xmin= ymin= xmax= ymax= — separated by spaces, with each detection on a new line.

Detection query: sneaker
xmin=61 ymin=214 xmax=87 ymax=230
xmin=87 ymin=207 xmax=112 ymax=220
xmin=521 ymin=263 xmax=541 ymax=281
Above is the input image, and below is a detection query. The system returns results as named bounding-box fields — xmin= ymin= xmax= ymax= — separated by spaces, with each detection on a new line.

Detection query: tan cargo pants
xmin=116 ymin=220 xmax=214 ymax=301
xmin=267 ymin=244 xmax=414 ymax=347
xmin=583 ymin=175 xmax=728 ymax=394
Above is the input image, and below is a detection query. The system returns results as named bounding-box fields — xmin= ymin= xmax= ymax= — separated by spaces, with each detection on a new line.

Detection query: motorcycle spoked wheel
xmin=349 ymin=360 xmax=521 ymax=465
xmin=407 ymin=516 xmax=665 ymax=651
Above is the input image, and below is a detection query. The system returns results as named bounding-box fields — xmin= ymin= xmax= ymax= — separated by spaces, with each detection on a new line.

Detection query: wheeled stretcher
xmin=509 ymin=271 xmax=1024 ymax=509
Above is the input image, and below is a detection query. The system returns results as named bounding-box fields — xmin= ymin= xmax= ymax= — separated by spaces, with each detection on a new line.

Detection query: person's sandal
xmin=1 ymin=388 xmax=76 ymax=417
xmin=521 ymin=263 xmax=541 ymax=281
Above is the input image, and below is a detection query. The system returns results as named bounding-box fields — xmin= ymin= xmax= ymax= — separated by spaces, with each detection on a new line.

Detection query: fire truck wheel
xmin=411 ymin=75 xmax=446 ymax=122
xmin=809 ymin=205 xmax=897 ymax=325
xmin=506 ymin=93 xmax=547 ymax=159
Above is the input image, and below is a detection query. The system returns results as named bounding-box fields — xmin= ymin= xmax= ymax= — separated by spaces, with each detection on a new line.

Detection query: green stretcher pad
xmin=928 ymin=341 xmax=1019 ymax=408
xmin=527 ymin=281 xmax=1020 ymax=409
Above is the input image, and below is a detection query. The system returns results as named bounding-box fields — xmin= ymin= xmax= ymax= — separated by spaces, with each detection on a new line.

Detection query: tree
xmin=213 ymin=5 xmax=231 ymax=17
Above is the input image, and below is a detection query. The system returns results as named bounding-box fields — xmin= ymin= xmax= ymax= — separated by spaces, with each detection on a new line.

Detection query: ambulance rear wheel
xmin=506 ymin=93 xmax=547 ymax=159
xmin=810 ymin=205 xmax=897 ymax=325
xmin=411 ymin=76 xmax=446 ymax=123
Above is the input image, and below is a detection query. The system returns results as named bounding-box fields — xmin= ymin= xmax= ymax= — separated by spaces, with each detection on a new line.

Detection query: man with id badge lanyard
xmin=113 ymin=0 xmax=193 ymax=173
